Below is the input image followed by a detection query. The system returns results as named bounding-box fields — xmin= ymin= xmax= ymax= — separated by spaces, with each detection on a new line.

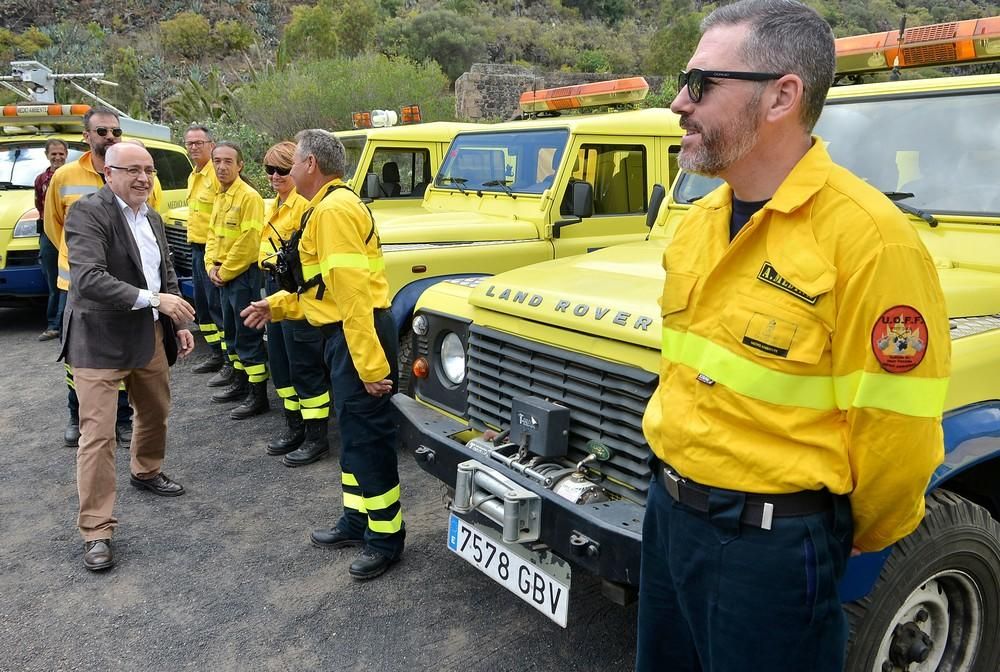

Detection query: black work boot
xmin=283 ymin=419 xmax=330 ymax=467
xmin=266 ymin=410 xmax=305 ymax=455
xmin=231 ymin=381 xmax=270 ymax=420
xmin=211 ymin=369 xmax=248 ymax=403
xmin=192 ymin=352 xmax=225 ymax=374
xmin=207 ymin=363 xmax=236 ymax=388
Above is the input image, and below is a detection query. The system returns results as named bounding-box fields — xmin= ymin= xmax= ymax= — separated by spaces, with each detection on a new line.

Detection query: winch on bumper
xmin=393 ymin=392 xmax=644 ymax=595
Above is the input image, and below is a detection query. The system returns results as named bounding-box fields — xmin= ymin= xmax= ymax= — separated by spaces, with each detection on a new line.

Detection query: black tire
xmin=845 ymin=489 xmax=1000 ymax=672
xmin=397 ymin=320 xmax=414 ymax=397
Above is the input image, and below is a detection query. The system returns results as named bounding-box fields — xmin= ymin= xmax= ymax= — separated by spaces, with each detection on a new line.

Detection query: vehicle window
xmin=1 ymin=143 xmax=85 ymax=187
xmin=437 ymin=129 xmax=569 ymax=194
xmin=563 ymin=143 xmax=648 ymax=215
xmin=672 ymin=90 xmax=1000 ymax=215
xmin=147 ymin=148 xmax=192 ymax=190
xmin=341 ymin=135 xmax=366 ymax=180
xmin=360 ymin=148 xmax=432 ymax=198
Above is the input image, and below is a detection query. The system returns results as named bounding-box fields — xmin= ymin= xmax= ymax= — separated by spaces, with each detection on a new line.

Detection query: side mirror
xmin=365 ymin=172 xmax=380 ymax=200
xmin=646 ymin=184 xmax=666 ymax=228
xmin=570 ymin=181 xmax=594 ymax=219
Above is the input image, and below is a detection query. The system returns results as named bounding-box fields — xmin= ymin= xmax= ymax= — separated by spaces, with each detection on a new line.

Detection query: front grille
xmin=5 ymin=251 xmax=39 ymax=267
xmin=466 ymin=325 xmax=657 ymax=504
xmin=163 ymin=223 xmax=192 ymax=277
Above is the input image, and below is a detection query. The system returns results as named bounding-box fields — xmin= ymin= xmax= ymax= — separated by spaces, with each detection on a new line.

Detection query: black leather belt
xmin=656 ymin=462 xmax=833 ymax=530
xmin=318 ymin=308 xmax=391 ymax=338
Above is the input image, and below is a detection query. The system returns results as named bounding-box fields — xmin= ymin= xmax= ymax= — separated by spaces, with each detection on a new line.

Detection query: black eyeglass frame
xmin=92 ymin=126 xmax=124 ymax=138
xmin=264 ymin=164 xmax=291 ymax=176
xmin=678 ymin=69 xmax=785 ymax=103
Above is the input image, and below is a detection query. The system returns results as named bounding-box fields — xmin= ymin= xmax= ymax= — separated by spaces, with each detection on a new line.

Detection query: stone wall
xmin=454 ymin=63 xmax=667 ymax=121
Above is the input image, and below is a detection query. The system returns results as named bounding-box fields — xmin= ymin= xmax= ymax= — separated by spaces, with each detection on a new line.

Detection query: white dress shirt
xmin=114 ymin=194 xmax=162 ymax=317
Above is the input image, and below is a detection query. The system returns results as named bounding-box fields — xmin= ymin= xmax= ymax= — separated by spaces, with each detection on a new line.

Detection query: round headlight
xmin=440 ymin=332 xmax=466 ymax=384
xmin=412 ymin=314 xmax=428 ymax=336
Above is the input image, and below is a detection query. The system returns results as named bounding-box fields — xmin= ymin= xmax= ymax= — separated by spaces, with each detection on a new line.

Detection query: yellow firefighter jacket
xmin=642 ymin=140 xmax=949 ymax=553
xmin=258 ymin=189 xmax=309 ymax=268
xmin=204 ymin=177 xmax=265 ymax=282
xmin=267 ymin=178 xmax=391 ymax=382
xmin=187 ymin=160 xmax=219 ymax=244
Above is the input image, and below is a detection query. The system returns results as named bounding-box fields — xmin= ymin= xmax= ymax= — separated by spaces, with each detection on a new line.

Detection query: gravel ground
xmin=0 ymin=304 xmax=636 ymax=672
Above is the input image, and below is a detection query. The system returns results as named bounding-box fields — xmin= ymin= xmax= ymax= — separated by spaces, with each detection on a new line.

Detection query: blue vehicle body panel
xmin=0 ymin=265 xmax=46 ymax=296
xmin=837 ymin=401 xmax=1000 ymax=601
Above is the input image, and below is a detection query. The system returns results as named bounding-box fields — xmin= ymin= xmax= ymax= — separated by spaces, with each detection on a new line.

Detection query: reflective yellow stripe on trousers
xmin=661 ymin=327 xmax=947 ymax=418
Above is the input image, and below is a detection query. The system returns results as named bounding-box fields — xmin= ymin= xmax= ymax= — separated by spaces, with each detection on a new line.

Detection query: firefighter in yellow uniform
xmin=44 ymin=108 xmax=133 ymax=448
xmin=181 ymin=125 xmax=228 ymax=377
xmin=256 ymin=141 xmax=331 ymax=466
xmin=636 ymin=3 xmax=949 ymax=671
xmin=243 ymin=129 xmax=403 ymax=580
xmin=205 ymin=141 xmax=268 ymax=419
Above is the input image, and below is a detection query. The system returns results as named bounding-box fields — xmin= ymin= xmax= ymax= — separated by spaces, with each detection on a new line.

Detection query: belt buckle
xmin=661 ymin=466 xmax=682 ymax=501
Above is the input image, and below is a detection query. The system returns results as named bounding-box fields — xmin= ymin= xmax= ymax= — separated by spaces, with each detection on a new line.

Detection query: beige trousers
xmin=74 ymin=321 xmax=172 ymax=541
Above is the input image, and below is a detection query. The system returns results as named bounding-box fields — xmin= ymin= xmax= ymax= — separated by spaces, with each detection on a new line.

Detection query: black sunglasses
xmin=678 ymin=69 xmax=784 ymax=103
xmin=264 ymin=164 xmax=290 ymax=176
xmin=93 ymin=126 xmax=123 ymax=138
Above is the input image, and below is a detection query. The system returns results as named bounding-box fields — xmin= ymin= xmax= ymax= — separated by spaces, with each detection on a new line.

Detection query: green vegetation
xmin=1 ymin=0 xmax=994 ymax=175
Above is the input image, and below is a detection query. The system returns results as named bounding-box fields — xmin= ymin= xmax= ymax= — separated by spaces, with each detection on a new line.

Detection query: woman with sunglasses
xmin=257 ymin=142 xmax=332 ymax=466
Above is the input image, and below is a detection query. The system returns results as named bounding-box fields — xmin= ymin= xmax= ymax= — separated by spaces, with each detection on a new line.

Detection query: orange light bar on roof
xmin=519 ymin=77 xmax=649 ymax=114
xmin=352 ymin=111 xmax=372 ymax=129
xmin=400 ymin=104 xmax=421 ymax=124
xmin=1 ymin=103 xmax=91 ymax=117
xmin=835 ymin=15 xmax=1000 ymax=75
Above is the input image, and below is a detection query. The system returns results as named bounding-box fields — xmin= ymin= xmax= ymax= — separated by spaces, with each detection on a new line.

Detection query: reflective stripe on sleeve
xmin=318 ymin=253 xmax=384 ymax=275
xmin=240 ymin=219 xmax=263 ymax=232
xmin=662 ymin=327 xmax=947 ymax=417
xmin=59 ymin=185 xmax=99 ymax=197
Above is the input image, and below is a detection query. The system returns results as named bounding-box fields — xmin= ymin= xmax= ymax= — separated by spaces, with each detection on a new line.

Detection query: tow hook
xmin=888 ymin=618 xmax=933 ymax=669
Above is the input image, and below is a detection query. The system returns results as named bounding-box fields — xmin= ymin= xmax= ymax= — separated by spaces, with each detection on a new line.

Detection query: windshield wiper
xmin=883 ymin=191 xmax=938 ymax=228
xmin=482 ymin=179 xmax=516 ymax=198
xmin=439 ymin=176 xmax=468 ymax=194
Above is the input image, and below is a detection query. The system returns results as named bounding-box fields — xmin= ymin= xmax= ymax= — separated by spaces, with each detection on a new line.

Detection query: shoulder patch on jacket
xmin=871 ymin=305 xmax=927 ymax=373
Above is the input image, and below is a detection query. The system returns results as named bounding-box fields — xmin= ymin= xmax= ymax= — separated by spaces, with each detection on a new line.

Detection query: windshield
xmin=672 ymin=90 xmax=1000 ymax=215
xmin=436 ymin=129 xmax=569 ymax=194
xmin=1 ymin=143 xmax=85 ymax=187
xmin=340 ymin=135 xmax=366 ymax=180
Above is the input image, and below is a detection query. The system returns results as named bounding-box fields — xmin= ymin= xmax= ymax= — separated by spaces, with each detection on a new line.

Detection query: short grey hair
xmin=295 ymin=129 xmax=345 ymax=178
xmin=185 ymin=124 xmax=214 ymax=141
xmin=702 ymin=0 xmax=835 ymax=131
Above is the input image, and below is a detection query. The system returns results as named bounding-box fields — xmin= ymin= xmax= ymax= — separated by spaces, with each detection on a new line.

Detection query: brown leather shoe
xmin=83 ymin=539 xmax=114 ymax=571
xmin=129 ymin=472 xmax=185 ymax=497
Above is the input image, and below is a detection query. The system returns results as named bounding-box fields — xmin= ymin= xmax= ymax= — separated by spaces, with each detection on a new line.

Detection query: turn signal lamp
xmin=400 ymin=104 xmax=421 ymax=124
xmin=835 ymin=15 xmax=1000 ymax=75
xmin=519 ymin=76 xmax=649 ymax=114
xmin=412 ymin=357 xmax=430 ymax=379
xmin=371 ymin=109 xmax=398 ymax=128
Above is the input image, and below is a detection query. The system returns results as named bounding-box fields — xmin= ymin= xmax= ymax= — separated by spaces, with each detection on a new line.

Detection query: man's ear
xmin=765 ymin=74 xmax=804 ymax=124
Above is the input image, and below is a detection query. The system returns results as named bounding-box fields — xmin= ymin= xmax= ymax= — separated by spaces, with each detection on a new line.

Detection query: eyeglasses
xmin=108 ymin=165 xmax=157 ymax=178
xmin=264 ymin=164 xmax=291 ymax=176
xmin=677 ymin=69 xmax=784 ymax=103
xmin=185 ymin=140 xmax=208 ymax=148
xmin=92 ymin=126 xmax=123 ymax=138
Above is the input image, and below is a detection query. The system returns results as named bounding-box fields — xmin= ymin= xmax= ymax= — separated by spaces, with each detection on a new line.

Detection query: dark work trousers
xmin=264 ymin=276 xmax=330 ymax=418
xmin=207 ymin=279 xmax=226 ymax=360
xmin=190 ymin=243 xmax=222 ymax=355
xmin=66 ymin=365 xmax=131 ymax=425
xmin=221 ymin=266 xmax=267 ymax=382
xmin=325 ymin=309 xmax=404 ymax=558
xmin=38 ymin=233 xmax=61 ymax=332
xmin=635 ymin=470 xmax=853 ymax=672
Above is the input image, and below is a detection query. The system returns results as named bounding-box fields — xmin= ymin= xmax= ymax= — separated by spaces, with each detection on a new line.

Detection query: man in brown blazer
xmin=60 ymin=142 xmax=196 ymax=571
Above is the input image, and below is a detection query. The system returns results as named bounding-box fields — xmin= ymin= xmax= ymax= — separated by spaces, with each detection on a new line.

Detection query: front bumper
xmin=394 ymin=393 xmax=644 ymax=586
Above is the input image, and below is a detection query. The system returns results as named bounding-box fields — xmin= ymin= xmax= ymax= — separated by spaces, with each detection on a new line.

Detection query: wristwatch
xmin=149 ymin=292 xmax=161 ymax=309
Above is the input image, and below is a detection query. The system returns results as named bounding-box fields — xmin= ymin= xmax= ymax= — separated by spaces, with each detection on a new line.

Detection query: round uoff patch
xmin=871 ymin=305 xmax=927 ymax=373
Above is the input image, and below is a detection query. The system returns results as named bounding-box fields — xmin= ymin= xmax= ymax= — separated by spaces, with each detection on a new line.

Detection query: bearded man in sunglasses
xmin=45 ymin=107 xmax=137 ymax=451
xmin=638 ymin=1 xmax=948 ymax=670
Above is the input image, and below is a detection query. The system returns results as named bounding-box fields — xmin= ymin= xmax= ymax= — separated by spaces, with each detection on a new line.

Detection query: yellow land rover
xmin=395 ymin=17 xmax=1000 ymax=671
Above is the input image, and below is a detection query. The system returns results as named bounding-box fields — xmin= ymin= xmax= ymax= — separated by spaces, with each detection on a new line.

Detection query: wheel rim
xmin=873 ymin=570 xmax=984 ymax=672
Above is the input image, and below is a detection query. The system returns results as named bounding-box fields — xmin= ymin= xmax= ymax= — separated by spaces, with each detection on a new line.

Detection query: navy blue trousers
xmin=190 ymin=243 xmax=222 ymax=355
xmin=636 ymin=471 xmax=853 ymax=672
xmin=326 ymin=309 xmax=404 ymax=558
xmin=264 ymin=277 xmax=329 ymax=417
xmin=221 ymin=267 xmax=267 ymax=379
xmin=38 ymin=234 xmax=61 ymax=331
